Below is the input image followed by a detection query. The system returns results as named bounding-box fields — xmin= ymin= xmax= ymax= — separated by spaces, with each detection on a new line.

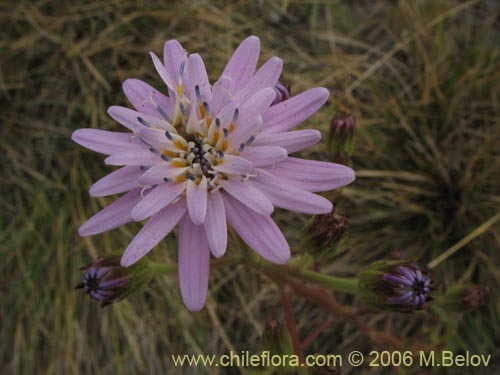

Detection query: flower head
xmin=76 ymin=256 xmax=152 ymax=307
xmin=72 ymin=36 xmax=355 ymax=311
xmin=358 ymin=261 xmax=433 ymax=313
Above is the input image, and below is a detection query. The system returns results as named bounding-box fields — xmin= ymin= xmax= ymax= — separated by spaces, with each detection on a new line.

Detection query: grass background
xmin=1 ymin=0 xmax=499 ymax=374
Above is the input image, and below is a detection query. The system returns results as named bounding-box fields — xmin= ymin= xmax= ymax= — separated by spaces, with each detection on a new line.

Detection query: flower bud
xmin=306 ymin=210 xmax=349 ymax=258
xmin=440 ymin=284 xmax=489 ymax=312
xmin=358 ymin=261 xmax=432 ymax=313
xmin=76 ymin=255 xmax=153 ymax=307
xmin=261 ymin=320 xmax=294 ymax=356
xmin=271 ymin=81 xmax=291 ymax=106
xmin=328 ymin=113 xmax=356 ymax=164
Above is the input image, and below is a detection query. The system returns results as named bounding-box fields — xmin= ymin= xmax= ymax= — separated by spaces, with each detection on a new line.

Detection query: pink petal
xmin=213 ymin=155 xmax=252 ymax=175
xmin=71 ymin=129 xmax=138 ymax=155
xmin=223 ymin=178 xmax=274 ymax=216
xmin=253 ymin=129 xmax=321 ymax=153
xmin=204 ymin=190 xmax=227 ymax=258
xmin=150 ymin=52 xmax=176 ymax=92
xmin=79 ymin=189 xmax=142 ymax=236
xmin=107 ymin=106 xmax=175 ymax=133
xmin=187 ymin=177 xmax=208 ymax=225
xmin=221 ymin=36 xmax=260 ymax=91
xmin=230 ymin=87 xmax=275 ymax=147
xmin=223 ymin=193 xmax=290 ymax=264
xmin=131 ymin=181 xmax=187 ymax=221
xmin=263 ymin=157 xmax=355 ymax=192
xmin=89 ymin=166 xmax=142 ymax=197
xmin=239 ymin=146 xmax=287 ymax=167
xmin=210 ymin=76 xmax=232 ymax=115
xmin=104 ymin=150 xmax=161 ymax=166
xmin=178 ymin=213 xmax=210 ymax=312
xmin=233 ymin=57 xmax=283 ymax=105
xmin=137 ymin=127 xmax=179 ymax=152
xmin=262 ymin=87 xmax=329 ymax=134
xmin=253 ymin=169 xmax=333 ymax=214
xmin=137 ymin=163 xmax=188 ymax=186
xmin=163 ymin=40 xmax=187 ymax=88
xmin=122 ymin=79 xmax=172 ymax=118
xmin=216 ymin=100 xmax=237 ymax=127
xmin=121 ymin=200 xmax=187 ymax=266
xmin=184 ymin=53 xmax=211 ymax=101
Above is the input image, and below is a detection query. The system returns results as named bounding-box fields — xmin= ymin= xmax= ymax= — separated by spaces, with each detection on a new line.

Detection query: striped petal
xmin=253 ymin=129 xmax=321 ymax=153
xmin=221 ymin=36 xmax=260 ymax=91
xmin=223 ymin=178 xmax=274 ymax=216
xmin=178 ymin=213 xmax=210 ymax=312
xmin=204 ymin=190 xmax=227 ymax=258
xmin=262 ymin=88 xmax=329 ymax=134
xmin=186 ymin=176 xmax=208 ymax=225
xmin=253 ymin=170 xmax=333 ymax=214
xmin=239 ymin=146 xmax=287 ymax=167
xmin=89 ymin=166 xmax=142 ymax=197
xmin=104 ymin=150 xmax=161 ymax=166
xmin=121 ymin=200 xmax=187 ymax=266
xmin=223 ymin=193 xmax=290 ymax=264
xmin=71 ymin=129 xmax=138 ymax=155
xmin=79 ymin=189 xmax=142 ymax=236
xmin=263 ymin=157 xmax=355 ymax=192
xmin=213 ymin=155 xmax=252 ymax=175
xmin=122 ymin=79 xmax=172 ymax=119
xmin=131 ymin=181 xmax=187 ymax=221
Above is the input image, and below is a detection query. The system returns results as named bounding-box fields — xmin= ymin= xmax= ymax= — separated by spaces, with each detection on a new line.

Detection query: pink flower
xmin=72 ymin=36 xmax=355 ymax=311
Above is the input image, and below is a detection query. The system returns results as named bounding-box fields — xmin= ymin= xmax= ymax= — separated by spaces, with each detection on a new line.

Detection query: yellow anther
xmin=174 ymin=140 xmax=187 ymax=150
xmin=199 ymin=103 xmax=206 ymax=118
xmin=175 ymin=175 xmax=187 ymax=182
xmin=206 ymin=117 xmax=212 ymax=127
xmin=177 ymin=83 xmax=183 ymax=96
xmin=161 ymin=150 xmax=176 ymax=158
xmin=213 ymin=132 xmax=219 ymax=144
xmin=221 ymin=140 xmax=228 ymax=151
xmin=228 ymin=123 xmax=235 ymax=132
xmin=172 ymin=159 xmax=186 ymax=167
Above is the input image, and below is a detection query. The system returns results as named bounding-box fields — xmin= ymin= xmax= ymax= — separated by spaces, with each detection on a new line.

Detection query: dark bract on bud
xmin=307 ymin=210 xmax=349 ymax=257
xmin=358 ymin=261 xmax=433 ymax=313
xmin=440 ymin=284 xmax=489 ymax=312
xmin=271 ymin=81 xmax=291 ymax=106
xmin=328 ymin=113 xmax=356 ymax=164
xmin=76 ymin=255 xmax=153 ymax=307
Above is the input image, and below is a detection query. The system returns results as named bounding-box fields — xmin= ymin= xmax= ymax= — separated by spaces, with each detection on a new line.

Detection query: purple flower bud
xmin=271 ymin=81 xmax=291 ymax=106
xmin=358 ymin=261 xmax=433 ymax=313
xmin=76 ymin=256 xmax=152 ymax=307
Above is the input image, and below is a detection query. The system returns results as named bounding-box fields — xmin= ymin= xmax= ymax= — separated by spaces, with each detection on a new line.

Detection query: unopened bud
xmin=307 ymin=210 xmax=349 ymax=257
xmin=441 ymin=284 xmax=489 ymax=312
xmin=271 ymin=81 xmax=291 ymax=106
xmin=328 ymin=113 xmax=356 ymax=164
xmin=358 ymin=261 xmax=433 ymax=313
xmin=261 ymin=320 xmax=294 ymax=356
xmin=76 ymin=255 xmax=153 ymax=307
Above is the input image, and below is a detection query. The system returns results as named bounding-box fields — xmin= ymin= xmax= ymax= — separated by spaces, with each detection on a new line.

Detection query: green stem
xmin=299 ymin=269 xmax=358 ymax=294
xmin=149 ymin=262 xmax=177 ymax=274
xmin=259 ymin=262 xmax=358 ymax=294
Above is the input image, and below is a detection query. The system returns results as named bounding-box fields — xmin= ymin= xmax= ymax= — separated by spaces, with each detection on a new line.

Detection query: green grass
xmin=1 ymin=1 xmax=499 ymax=374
